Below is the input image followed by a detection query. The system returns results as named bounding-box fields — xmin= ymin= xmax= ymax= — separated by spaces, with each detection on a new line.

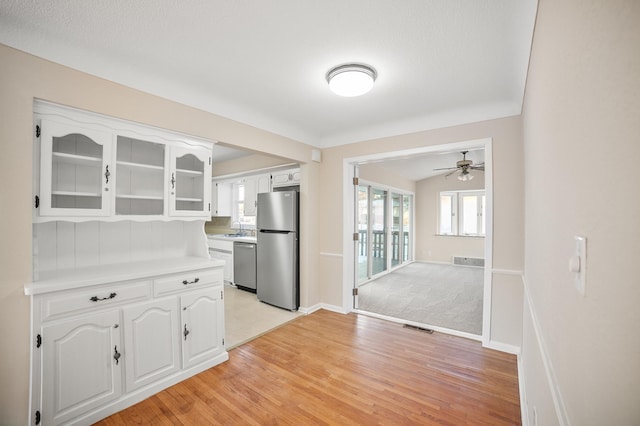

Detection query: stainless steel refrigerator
xmin=256 ymin=190 xmax=299 ymax=310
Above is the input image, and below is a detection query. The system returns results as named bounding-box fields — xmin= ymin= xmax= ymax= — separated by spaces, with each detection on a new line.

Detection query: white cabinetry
xmin=122 ymin=298 xmax=180 ymax=392
xmin=39 ymin=119 xmax=113 ymax=217
xmin=271 ymin=168 xmax=300 ymax=188
xmin=29 ymin=102 xmax=227 ymax=426
xmin=243 ymin=173 xmax=271 ymax=216
xmin=208 ymin=238 xmax=234 ymax=283
xmin=28 ymin=262 xmax=227 ymax=425
xmin=181 ymin=287 xmax=224 ymax=368
xmin=42 ymin=310 xmax=122 ymax=425
xmin=169 ymin=147 xmax=212 ymax=217
xmin=212 ymin=180 xmax=232 ymax=217
xmin=35 ymin=103 xmax=213 ymax=222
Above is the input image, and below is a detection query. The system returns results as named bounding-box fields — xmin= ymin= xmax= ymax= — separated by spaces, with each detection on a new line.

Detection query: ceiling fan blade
xmin=471 ymin=165 xmax=485 ymax=170
xmin=433 ymin=167 xmax=458 ymax=171
xmin=445 ymin=169 xmax=458 ymax=177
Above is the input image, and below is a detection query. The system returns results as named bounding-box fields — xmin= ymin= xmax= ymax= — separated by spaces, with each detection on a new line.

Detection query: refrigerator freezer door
xmin=257 ymin=191 xmax=297 ymax=232
xmin=257 ymin=231 xmax=298 ymax=310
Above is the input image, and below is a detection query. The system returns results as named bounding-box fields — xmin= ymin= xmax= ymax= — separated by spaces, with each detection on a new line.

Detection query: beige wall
xmin=0 ymin=44 xmax=319 ymax=424
xmin=357 ymin=163 xmax=416 ymax=193
xmin=415 ymin=171 xmax=485 ymax=263
xmin=212 ymin=153 xmax=294 ymax=178
xmin=521 ymin=0 xmax=640 ymax=424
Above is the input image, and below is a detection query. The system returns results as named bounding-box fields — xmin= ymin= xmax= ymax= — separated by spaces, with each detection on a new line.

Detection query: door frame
xmin=342 ymin=138 xmax=493 ymax=346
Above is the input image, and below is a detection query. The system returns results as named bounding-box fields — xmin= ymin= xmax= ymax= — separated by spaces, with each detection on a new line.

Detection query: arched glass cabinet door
xmin=168 ymin=146 xmax=211 ymax=217
xmin=38 ymin=119 xmax=113 ymax=217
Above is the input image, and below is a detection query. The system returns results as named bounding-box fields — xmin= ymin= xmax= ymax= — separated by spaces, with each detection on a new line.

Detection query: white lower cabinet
xmin=181 ymin=287 xmax=224 ymax=369
xmin=123 ymin=298 xmax=181 ymax=392
xmin=30 ymin=264 xmax=227 ymax=425
xmin=42 ymin=310 xmax=122 ymax=425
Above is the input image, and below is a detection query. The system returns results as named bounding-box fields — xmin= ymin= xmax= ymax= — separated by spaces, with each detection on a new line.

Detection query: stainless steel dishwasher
xmin=233 ymin=241 xmax=257 ymax=292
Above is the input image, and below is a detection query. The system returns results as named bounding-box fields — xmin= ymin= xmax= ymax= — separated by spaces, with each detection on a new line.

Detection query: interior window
xmin=439 ymin=190 xmax=485 ymax=237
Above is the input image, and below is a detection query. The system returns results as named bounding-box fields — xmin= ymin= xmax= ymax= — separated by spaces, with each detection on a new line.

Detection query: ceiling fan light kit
xmin=433 ymin=150 xmax=485 ymax=181
xmin=327 ymin=63 xmax=377 ymax=97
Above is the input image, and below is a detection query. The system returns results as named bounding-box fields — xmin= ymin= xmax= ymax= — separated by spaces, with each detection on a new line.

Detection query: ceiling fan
xmin=433 ymin=151 xmax=485 ymax=181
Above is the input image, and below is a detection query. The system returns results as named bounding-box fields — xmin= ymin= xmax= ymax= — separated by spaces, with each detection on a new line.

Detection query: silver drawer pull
xmin=89 ymin=292 xmax=117 ymax=302
xmin=182 ymin=278 xmax=200 ymax=285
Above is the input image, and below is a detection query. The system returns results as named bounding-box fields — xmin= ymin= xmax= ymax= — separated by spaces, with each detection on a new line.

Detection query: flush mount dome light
xmin=326 ymin=64 xmax=377 ymax=97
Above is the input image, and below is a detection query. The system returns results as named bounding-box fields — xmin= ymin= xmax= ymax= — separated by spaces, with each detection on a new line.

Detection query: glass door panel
xmin=371 ymin=188 xmax=387 ymax=276
xmin=391 ymin=193 xmax=402 ymax=268
xmin=169 ymin=147 xmax=211 ymax=217
xmin=403 ymin=195 xmax=412 ymax=262
xmin=39 ymin=119 xmax=112 ymax=217
xmin=357 ymin=185 xmax=369 ymax=283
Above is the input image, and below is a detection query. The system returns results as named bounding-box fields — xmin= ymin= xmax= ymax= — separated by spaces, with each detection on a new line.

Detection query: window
xmin=439 ymin=190 xmax=485 ymax=236
xmin=232 ymin=182 xmax=256 ymax=229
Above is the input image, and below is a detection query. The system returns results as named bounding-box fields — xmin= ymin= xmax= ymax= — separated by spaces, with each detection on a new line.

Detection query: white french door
xmin=356 ymin=182 xmax=413 ymax=288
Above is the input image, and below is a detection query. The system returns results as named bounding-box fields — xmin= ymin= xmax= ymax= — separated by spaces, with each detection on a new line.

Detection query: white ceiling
xmin=0 ymin=0 xmax=538 ymax=150
xmin=363 ymin=148 xmax=485 ymax=182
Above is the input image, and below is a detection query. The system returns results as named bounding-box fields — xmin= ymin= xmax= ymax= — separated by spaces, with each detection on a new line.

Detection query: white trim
xmin=354 ymin=309 xmax=482 ymax=342
xmin=485 ymin=340 xmax=520 ymax=355
xmin=299 ymin=304 xmax=348 ymax=315
xmin=518 ymin=355 xmax=529 ymax=426
xmin=298 ymin=303 xmax=323 ymax=315
xmin=481 ymin=139 xmax=493 ymax=347
xmin=319 ymin=252 xmax=343 ymax=258
xmin=492 ymin=268 xmax=524 ymax=276
xmin=523 ymin=275 xmax=570 ymax=426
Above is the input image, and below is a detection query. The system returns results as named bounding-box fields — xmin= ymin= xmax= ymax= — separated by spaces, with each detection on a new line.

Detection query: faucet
xmin=232 ymin=220 xmax=243 ymax=235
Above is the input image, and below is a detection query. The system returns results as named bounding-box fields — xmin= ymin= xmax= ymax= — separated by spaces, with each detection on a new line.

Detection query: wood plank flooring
xmin=97 ymin=310 xmax=521 ymax=425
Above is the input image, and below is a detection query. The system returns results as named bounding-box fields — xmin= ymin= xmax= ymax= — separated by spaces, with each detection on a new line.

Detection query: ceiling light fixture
xmin=458 ymin=169 xmax=474 ymax=181
xmin=326 ymin=64 xmax=377 ymax=97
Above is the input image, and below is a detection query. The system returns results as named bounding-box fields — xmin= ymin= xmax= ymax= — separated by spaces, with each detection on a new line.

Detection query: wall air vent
xmin=453 ymin=256 xmax=485 ymax=267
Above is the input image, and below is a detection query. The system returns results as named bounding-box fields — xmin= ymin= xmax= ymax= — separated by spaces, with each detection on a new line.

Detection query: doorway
xmin=342 ymin=139 xmax=493 ymax=344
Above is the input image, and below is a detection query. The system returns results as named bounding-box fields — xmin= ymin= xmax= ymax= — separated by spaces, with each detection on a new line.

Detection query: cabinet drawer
xmin=154 ymin=268 xmax=223 ymax=297
xmin=41 ymin=280 xmax=152 ymax=321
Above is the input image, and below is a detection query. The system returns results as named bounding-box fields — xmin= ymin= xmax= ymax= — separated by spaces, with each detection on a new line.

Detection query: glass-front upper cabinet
xmin=38 ymin=119 xmax=113 ymax=217
xmin=169 ymin=146 xmax=211 ymax=217
xmin=115 ymin=136 xmax=167 ymax=217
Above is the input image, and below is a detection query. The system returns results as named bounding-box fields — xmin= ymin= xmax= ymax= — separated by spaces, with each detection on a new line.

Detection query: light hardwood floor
xmin=97 ymin=310 xmax=521 ymax=425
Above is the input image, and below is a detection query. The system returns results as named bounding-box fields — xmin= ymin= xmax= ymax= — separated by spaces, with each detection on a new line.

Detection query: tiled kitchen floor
xmin=224 ymin=285 xmax=303 ymax=349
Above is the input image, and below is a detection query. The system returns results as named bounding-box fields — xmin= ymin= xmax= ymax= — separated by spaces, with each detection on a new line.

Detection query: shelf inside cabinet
xmin=176 ymin=168 xmax=203 ymax=176
xmin=116 ymin=161 xmax=164 ymax=172
xmin=52 ymin=152 xmax=102 ymax=167
xmin=52 ymin=190 xmax=102 ymax=197
xmin=176 ymin=197 xmax=203 ymax=202
xmin=116 ymin=194 xmax=164 ymax=200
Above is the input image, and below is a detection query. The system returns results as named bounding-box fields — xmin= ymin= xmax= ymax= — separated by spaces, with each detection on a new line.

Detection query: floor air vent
xmin=453 ymin=256 xmax=485 ymax=267
xmin=403 ymin=324 xmax=434 ymax=334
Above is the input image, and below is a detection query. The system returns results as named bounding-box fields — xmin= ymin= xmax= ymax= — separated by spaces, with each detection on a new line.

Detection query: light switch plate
xmin=574 ymin=235 xmax=586 ymax=296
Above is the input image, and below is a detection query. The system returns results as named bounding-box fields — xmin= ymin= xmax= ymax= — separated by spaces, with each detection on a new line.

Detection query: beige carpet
xmin=356 ymin=262 xmax=484 ymax=335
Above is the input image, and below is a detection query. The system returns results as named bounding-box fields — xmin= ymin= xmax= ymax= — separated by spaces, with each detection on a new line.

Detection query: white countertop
xmin=207 ymin=234 xmax=257 ymax=243
xmin=26 ymin=256 xmax=225 ymax=295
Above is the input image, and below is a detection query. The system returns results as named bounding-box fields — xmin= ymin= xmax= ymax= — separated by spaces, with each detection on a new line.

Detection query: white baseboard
xmin=484 ymin=340 xmax=520 ymax=355
xmin=518 ymin=354 xmax=529 ymax=426
xmin=299 ymin=303 xmax=347 ymax=315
